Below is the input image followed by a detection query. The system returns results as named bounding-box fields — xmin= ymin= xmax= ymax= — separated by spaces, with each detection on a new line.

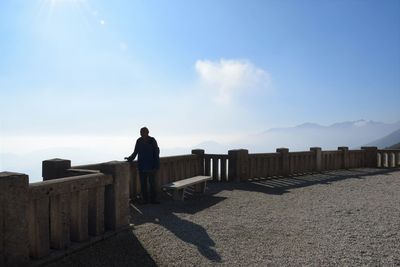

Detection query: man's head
xmin=140 ymin=127 xmax=149 ymax=138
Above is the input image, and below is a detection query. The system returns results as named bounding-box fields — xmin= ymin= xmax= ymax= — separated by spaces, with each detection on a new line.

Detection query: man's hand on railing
xmin=125 ymin=156 xmax=133 ymax=162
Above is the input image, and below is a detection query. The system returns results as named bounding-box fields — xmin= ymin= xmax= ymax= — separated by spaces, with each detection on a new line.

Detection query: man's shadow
xmin=130 ymin=195 xmax=225 ymax=263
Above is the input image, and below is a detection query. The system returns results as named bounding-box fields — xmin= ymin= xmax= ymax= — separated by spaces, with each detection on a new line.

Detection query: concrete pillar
xmin=276 ymin=148 xmax=289 ymax=176
xmin=361 ymin=147 xmax=378 ymax=168
xmin=338 ymin=147 xmax=349 ymax=169
xmin=228 ymin=149 xmax=249 ymax=182
xmin=0 ymin=172 xmax=30 ymax=267
xmin=42 ymin=159 xmax=71 ymax=181
xmin=101 ymin=161 xmax=130 ymax=230
xmin=310 ymin=147 xmax=322 ymax=172
xmin=192 ymin=149 xmax=205 ymax=175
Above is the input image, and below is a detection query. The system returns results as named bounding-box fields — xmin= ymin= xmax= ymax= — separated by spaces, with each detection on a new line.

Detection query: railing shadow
xmin=130 ymin=195 xmax=226 ymax=263
xmin=206 ymin=168 xmax=400 ymax=196
xmin=43 ymin=229 xmax=158 ymax=267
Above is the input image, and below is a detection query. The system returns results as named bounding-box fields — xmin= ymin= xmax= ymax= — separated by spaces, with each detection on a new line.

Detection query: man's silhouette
xmin=125 ymin=127 xmax=160 ymax=204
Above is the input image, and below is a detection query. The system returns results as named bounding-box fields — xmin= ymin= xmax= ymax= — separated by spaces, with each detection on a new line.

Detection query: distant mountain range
xmin=2 ymin=119 xmax=400 ymax=182
xmin=192 ymin=120 xmax=400 ymax=153
xmin=388 ymin=143 xmax=400 ymax=149
xmin=366 ymin=129 xmax=400 ymax=148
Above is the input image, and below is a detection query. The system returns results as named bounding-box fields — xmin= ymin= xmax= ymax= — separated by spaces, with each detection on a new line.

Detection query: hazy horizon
xmin=2 ymin=118 xmax=400 ymax=182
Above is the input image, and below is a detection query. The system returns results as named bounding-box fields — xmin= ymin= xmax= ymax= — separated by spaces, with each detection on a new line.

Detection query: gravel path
xmin=47 ymin=168 xmax=400 ymax=266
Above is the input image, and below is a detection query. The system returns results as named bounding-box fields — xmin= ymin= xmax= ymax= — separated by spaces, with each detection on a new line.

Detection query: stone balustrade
xmin=28 ymin=173 xmax=113 ymax=258
xmin=1 ymin=160 xmax=130 ymax=266
xmin=1 ymin=146 xmax=399 ymax=266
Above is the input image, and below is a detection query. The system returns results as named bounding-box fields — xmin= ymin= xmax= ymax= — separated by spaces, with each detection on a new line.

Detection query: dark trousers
xmin=139 ymin=171 xmax=157 ymax=202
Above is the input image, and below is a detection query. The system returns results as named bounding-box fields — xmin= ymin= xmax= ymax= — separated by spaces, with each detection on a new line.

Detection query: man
xmin=125 ymin=127 xmax=160 ymax=204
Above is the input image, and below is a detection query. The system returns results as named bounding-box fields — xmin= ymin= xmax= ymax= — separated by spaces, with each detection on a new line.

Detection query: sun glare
xmin=37 ymin=0 xmax=106 ymax=29
xmin=41 ymin=0 xmax=86 ymax=11
xmin=49 ymin=0 xmax=84 ymax=3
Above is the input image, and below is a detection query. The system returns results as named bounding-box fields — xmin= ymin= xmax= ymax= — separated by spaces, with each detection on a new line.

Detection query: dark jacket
xmin=128 ymin=136 xmax=160 ymax=172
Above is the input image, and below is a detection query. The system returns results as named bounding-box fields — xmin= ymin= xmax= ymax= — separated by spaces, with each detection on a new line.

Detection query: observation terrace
xmin=1 ymin=147 xmax=399 ymax=266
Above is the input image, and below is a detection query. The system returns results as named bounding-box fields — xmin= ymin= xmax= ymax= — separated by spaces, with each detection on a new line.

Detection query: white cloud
xmin=195 ymin=59 xmax=271 ymax=105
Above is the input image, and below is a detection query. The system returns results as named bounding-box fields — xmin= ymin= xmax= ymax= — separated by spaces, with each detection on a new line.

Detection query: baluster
xmin=275 ymin=156 xmax=280 ymax=176
xmin=261 ymin=156 xmax=267 ymax=177
xmin=299 ymin=156 xmax=304 ymax=173
xmin=88 ymin=187 xmax=105 ymax=236
xmin=205 ymin=156 xmax=211 ymax=176
xmin=170 ymin=161 xmax=176 ymax=182
xmin=221 ymin=157 xmax=227 ymax=181
xmin=249 ymin=157 xmax=255 ymax=178
xmin=28 ymin=197 xmax=50 ymax=258
xmin=389 ymin=153 xmax=394 ymax=168
xmin=179 ymin=159 xmax=183 ymax=179
xmin=184 ymin=159 xmax=188 ymax=178
xmin=383 ymin=153 xmax=388 ymax=167
xmin=189 ymin=158 xmax=194 ymax=176
xmin=257 ymin=157 xmax=263 ymax=178
xmin=288 ymin=156 xmax=293 ymax=174
xmin=186 ymin=158 xmax=191 ymax=177
xmin=50 ymin=193 xmax=71 ymax=249
xmin=268 ymin=157 xmax=273 ymax=177
xmin=377 ymin=153 xmax=381 ymax=167
xmin=70 ymin=190 xmax=89 ymax=242
xmin=129 ymin=163 xmax=139 ymax=200
xmin=212 ymin=157 xmax=219 ymax=180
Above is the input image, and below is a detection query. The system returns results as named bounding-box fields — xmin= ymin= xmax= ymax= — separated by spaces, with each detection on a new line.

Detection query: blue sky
xmin=1 ymin=0 xmax=400 ymax=150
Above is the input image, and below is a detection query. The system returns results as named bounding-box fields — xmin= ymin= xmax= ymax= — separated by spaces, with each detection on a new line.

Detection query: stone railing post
xmin=100 ymin=161 xmax=130 ymax=231
xmin=0 ymin=172 xmax=30 ymax=267
xmin=338 ymin=147 xmax=349 ymax=169
xmin=276 ymin=148 xmax=289 ymax=176
xmin=192 ymin=149 xmax=205 ymax=175
xmin=310 ymin=147 xmax=322 ymax=172
xmin=228 ymin=149 xmax=249 ymax=182
xmin=361 ymin=146 xmax=378 ymax=168
xmin=42 ymin=158 xmax=71 ymax=181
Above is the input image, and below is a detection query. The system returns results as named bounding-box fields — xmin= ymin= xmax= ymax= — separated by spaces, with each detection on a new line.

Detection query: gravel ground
xmin=47 ymin=168 xmax=400 ymax=267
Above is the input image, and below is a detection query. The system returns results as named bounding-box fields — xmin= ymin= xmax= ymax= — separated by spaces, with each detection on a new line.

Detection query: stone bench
xmin=161 ymin=175 xmax=212 ymax=201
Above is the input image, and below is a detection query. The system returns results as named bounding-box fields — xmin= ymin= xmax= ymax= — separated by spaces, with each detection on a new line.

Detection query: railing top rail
xmin=204 ymin=153 xmax=228 ymax=158
xmin=73 ymin=155 xmax=199 ymax=169
xmin=29 ymin=173 xmax=113 ymax=200
xmin=348 ymin=150 xmax=365 ymax=153
xmin=288 ymin=151 xmax=314 ymax=156
xmin=160 ymin=154 xmax=197 ymax=161
xmin=322 ymin=150 xmax=342 ymax=154
xmin=72 ymin=163 xmax=103 ymax=170
xmin=249 ymin=152 xmax=279 ymax=157
xmin=378 ymin=149 xmax=400 ymax=152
